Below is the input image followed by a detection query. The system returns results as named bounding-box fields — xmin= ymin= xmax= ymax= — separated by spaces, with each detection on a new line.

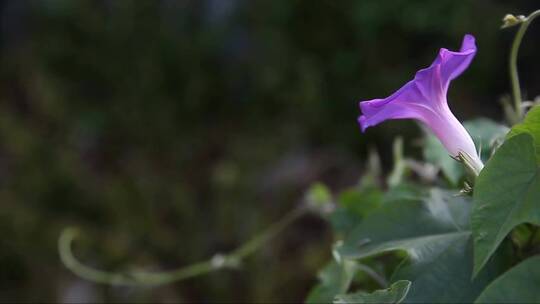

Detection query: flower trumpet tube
xmin=358 ymin=34 xmax=484 ymax=174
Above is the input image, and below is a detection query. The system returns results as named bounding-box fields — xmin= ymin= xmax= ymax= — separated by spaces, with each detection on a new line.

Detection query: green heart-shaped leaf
xmin=337 ymin=189 xmax=506 ymax=303
xmin=475 ymin=256 xmax=540 ymax=303
xmin=472 ymin=133 xmax=540 ymax=276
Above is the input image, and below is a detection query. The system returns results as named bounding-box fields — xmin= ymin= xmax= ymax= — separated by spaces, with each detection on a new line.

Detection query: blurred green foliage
xmin=0 ymin=0 xmax=538 ymax=302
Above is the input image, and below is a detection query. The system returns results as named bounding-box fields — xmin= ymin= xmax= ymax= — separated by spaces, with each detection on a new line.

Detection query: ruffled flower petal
xmin=358 ymin=34 xmax=483 ymax=171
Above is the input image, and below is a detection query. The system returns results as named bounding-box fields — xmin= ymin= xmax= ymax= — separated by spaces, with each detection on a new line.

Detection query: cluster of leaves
xmin=306 ymin=106 xmax=540 ymax=303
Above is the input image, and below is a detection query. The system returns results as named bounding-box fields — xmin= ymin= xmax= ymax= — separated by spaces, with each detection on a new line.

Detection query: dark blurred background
xmin=0 ymin=0 xmax=539 ymax=302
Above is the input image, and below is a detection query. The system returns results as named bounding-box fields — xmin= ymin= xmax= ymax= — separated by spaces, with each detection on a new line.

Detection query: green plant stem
xmin=59 ymin=205 xmax=307 ymax=286
xmin=357 ymin=264 xmax=387 ymax=288
xmin=387 ymin=137 xmax=405 ymax=187
xmin=509 ymin=9 xmax=540 ymax=123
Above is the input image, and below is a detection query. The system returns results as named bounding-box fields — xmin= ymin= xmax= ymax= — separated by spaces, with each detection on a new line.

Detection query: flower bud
xmin=501 ymin=14 xmax=526 ymax=28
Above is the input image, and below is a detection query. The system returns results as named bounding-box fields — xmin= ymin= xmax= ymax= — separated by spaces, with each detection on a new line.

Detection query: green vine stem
xmin=59 ymin=205 xmax=308 ymax=286
xmin=507 ymin=9 xmax=540 ymax=123
xmin=357 ymin=264 xmax=388 ymax=288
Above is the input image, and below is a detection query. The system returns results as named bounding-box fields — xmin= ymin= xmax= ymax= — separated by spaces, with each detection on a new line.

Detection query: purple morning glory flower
xmin=358 ymin=34 xmax=484 ymax=173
